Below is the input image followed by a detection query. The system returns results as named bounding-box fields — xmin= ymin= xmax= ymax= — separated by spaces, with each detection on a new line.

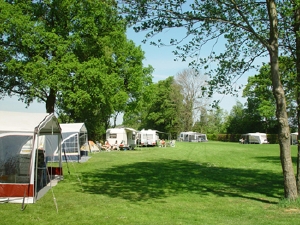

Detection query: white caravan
xmin=137 ymin=129 xmax=159 ymax=147
xmin=106 ymin=127 xmax=137 ymax=150
xmin=241 ymin=132 xmax=269 ymax=144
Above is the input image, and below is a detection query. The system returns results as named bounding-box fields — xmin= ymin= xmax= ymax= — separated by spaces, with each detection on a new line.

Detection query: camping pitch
xmin=0 ymin=111 xmax=63 ymax=204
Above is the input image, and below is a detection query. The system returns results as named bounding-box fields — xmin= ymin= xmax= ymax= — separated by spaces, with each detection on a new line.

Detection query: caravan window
xmin=109 ymin=133 xmax=117 ymax=139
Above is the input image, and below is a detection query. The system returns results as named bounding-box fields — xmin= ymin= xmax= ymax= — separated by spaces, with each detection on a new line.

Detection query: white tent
xmin=291 ymin=132 xmax=298 ymax=145
xmin=0 ymin=111 xmax=62 ymax=204
xmin=179 ymin=131 xmax=208 ymax=142
xmin=241 ymin=133 xmax=269 ymax=144
xmin=59 ymin=123 xmax=88 ymax=161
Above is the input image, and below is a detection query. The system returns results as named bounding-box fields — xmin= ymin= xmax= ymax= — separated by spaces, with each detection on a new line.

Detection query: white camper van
xmin=106 ymin=127 xmax=137 ymax=150
xmin=137 ymin=129 xmax=159 ymax=147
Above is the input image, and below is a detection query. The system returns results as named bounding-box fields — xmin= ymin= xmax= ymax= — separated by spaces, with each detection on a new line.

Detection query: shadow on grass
xmin=79 ymin=159 xmax=283 ymax=204
xmin=254 ymin=155 xmax=297 ymax=165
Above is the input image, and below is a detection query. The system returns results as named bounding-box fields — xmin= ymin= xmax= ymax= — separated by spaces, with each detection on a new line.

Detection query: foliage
xmin=243 ymin=57 xmax=297 ymax=132
xmin=125 ymin=76 xmax=184 ymax=138
xmin=267 ymin=134 xmax=279 ymax=144
xmin=174 ymin=68 xmax=210 ymax=131
xmin=119 ymin=0 xmax=276 ymax=97
xmin=217 ymin=133 xmax=240 ymax=142
xmin=193 ymin=106 xmax=227 ymax=134
xmin=223 ymin=99 xmax=279 ymax=135
xmin=124 ymin=69 xmax=211 ymax=139
xmin=0 ymin=0 xmax=152 ymax=140
xmin=224 ymin=101 xmax=249 ymax=134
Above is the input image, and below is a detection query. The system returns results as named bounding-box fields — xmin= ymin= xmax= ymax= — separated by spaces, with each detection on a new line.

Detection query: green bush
xmin=267 ymin=134 xmax=279 ymax=144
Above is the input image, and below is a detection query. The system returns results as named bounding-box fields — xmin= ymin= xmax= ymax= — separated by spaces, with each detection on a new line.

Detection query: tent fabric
xmin=291 ymin=132 xmax=298 ymax=145
xmin=0 ymin=111 xmax=61 ymax=134
xmin=241 ymin=133 xmax=268 ymax=144
xmin=58 ymin=123 xmax=88 ymax=161
xmin=0 ymin=111 xmax=62 ymax=204
xmin=60 ymin=123 xmax=87 ymax=133
xmin=179 ymin=132 xmax=208 ymax=142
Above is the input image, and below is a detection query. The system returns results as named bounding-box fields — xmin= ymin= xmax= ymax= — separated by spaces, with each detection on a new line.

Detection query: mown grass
xmin=1 ymin=141 xmax=300 ymax=224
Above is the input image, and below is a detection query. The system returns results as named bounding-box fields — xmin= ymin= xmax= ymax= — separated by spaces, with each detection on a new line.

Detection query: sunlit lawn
xmin=1 ymin=141 xmax=300 ymax=224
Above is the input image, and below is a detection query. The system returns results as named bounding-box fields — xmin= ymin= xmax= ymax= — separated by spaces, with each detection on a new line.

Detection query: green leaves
xmin=1 ymin=0 xmax=153 ymax=140
xmin=119 ymin=0 xmax=272 ymax=96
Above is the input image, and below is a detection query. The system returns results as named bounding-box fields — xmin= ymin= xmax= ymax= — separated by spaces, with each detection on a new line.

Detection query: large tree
xmin=124 ymin=76 xmax=184 ymax=138
xmin=0 ymin=0 xmax=152 ymax=140
xmin=224 ymin=101 xmax=248 ymax=134
xmin=193 ymin=105 xmax=227 ymax=134
xmin=120 ymin=0 xmax=298 ymax=199
xmin=174 ymin=68 xmax=210 ymax=131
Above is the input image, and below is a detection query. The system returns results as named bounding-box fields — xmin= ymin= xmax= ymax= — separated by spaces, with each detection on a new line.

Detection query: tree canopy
xmin=0 ymin=0 xmax=153 ymax=140
xmin=242 ymin=56 xmax=297 ymax=133
xmin=123 ymin=76 xmax=183 ymax=138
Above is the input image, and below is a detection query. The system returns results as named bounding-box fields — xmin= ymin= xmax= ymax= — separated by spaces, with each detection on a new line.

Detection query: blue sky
xmin=0 ymin=27 xmax=267 ymax=115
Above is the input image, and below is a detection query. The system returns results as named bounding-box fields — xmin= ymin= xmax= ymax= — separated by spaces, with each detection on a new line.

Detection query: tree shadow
xmin=254 ymin=155 xmax=297 ymax=165
xmin=79 ymin=159 xmax=282 ymax=204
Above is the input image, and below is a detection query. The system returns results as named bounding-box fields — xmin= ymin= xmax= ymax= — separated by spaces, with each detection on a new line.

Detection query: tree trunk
xmin=46 ymin=88 xmax=56 ymax=114
xmin=270 ymin=49 xmax=298 ymax=199
xmin=267 ymin=0 xmax=297 ymax=200
xmin=293 ymin=4 xmax=300 ymax=194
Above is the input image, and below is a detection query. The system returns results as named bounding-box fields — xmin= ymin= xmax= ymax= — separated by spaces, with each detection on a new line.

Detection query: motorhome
xmin=106 ymin=127 xmax=137 ymax=150
xmin=137 ymin=129 xmax=159 ymax=147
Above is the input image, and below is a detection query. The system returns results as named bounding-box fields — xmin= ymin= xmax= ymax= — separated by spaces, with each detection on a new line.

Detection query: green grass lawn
xmin=1 ymin=141 xmax=300 ymax=224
